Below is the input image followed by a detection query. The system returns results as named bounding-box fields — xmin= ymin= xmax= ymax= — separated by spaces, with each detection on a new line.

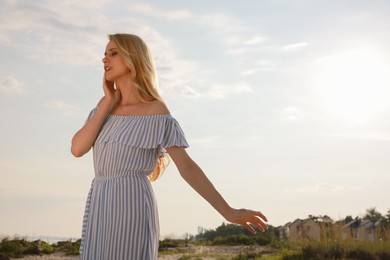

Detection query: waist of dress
xmin=94 ymin=170 xmax=150 ymax=180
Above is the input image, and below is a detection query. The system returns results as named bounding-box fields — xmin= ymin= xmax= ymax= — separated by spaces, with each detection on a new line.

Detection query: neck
xmin=115 ymin=76 xmax=143 ymax=105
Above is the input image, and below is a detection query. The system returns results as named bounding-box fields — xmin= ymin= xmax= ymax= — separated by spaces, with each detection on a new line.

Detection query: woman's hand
xmin=101 ymin=76 xmax=121 ymax=113
xmin=224 ymin=208 xmax=268 ymax=234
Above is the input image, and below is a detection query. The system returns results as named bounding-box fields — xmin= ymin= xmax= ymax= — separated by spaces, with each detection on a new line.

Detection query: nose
xmin=102 ymin=56 xmax=108 ymax=63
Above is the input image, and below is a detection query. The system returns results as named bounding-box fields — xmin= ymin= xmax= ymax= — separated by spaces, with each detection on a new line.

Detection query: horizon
xmin=2 ymin=206 xmax=386 ymax=242
xmin=1 ymin=0 xmax=389 ymax=239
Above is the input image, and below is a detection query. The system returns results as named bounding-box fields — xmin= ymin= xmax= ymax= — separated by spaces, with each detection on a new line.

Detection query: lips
xmin=104 ymin=66 xmax=112 ymax=71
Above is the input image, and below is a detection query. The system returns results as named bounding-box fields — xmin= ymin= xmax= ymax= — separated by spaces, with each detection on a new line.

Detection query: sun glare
xmin=314 ymin=49 xmax=390 ymax=123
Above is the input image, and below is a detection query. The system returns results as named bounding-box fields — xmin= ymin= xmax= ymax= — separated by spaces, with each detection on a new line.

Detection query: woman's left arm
xmin=166 ymin=146 xmax=268 ymax=234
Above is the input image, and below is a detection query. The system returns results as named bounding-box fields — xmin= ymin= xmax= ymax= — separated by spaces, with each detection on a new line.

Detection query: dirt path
xmin=14 ymin=245 xmax=275 ymax=259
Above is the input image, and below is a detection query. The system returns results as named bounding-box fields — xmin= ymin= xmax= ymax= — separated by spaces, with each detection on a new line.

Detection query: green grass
xmin=176 ymin=253 xmax=236 ymax=259
xmin=2 ymin=236 xmax=390 ymax=260
xmin=0 ymin=236 xmax=80 ymax=259
xmin=263 ymin=240 xmax=390 ymax=260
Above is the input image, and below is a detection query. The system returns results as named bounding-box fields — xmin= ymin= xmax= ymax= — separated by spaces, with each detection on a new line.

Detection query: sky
xmin=1 ymin=0 xmax=390 ymax=240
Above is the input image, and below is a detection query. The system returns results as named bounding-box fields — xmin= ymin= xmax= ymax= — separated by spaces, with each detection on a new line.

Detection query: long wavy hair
xmin=108 ymin=33 xmax=168 ymax=181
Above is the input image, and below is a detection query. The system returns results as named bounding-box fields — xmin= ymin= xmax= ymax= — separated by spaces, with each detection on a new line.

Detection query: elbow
xmin=71 ymin=145 xmax=86 ymax=158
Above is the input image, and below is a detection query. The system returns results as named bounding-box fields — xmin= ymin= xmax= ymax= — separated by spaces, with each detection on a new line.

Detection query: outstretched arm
xmin=166 ymin=146 xmax=268 ymax=234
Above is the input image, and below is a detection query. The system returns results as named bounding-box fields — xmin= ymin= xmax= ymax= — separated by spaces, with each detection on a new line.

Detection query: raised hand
xmin=101 ymin=75 xmax=121 ymax=113
xmin=225 ymin=208 xmax=268 ymax=234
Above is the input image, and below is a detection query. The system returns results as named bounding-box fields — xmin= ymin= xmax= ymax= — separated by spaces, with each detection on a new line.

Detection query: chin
xmin=105 ymin=75 xmax=115 ymax=81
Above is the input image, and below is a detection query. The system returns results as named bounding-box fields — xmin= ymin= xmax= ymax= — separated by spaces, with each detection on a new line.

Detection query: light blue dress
xmin=79 ymin=107 xmax=189 ymax=260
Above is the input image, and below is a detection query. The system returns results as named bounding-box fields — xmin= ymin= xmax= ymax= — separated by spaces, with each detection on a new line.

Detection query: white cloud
xmin=322 ymin=132 xmax=390 ymax=142
xmin=129 ymin=3 xmax=251 ymax=47
xmin=240 ymin=69 xmax=258 ymax=75
xmin=284 ymin=182 xmax=363 ymax=194
xmin=166 ymin=82 xmax=253 ymax=99
xmin=171 ymin=85 xmax=201 ymax=98
xmin=245 ymin=36 xmax=266 ymax=45
xmin=281 ymin=42 xmax=308 ymax=51
xmin=226 ymin=48 xmax=248 ymax=56
xmin=205 ymin=83 xmax=253 ymax=99
xmin=282 ymin=106 xmax=304 ymax=121
xmin=190 ymin=135 xmax=221 ymax=146
xmin=198 ymin=12 xmax=245 ymax=34
xmin=45 ymin=101 xmax=79 ymax=116
xmin=0 ymin=1 xmax=264 ymax=101
xmin=256 ymin=60 xmax=277 ymax=71
xmin=118 ymin=3 xmax=271 ymax=98
xmin=240 ymin=60 xmax=277 ymax=75
xmin=0 ymin=77 xmax=25 ymax=94
xmin=131 ymin=3 xmax=193 ymax=20
xmin=0 ymin=1 xmax=109 ymax=65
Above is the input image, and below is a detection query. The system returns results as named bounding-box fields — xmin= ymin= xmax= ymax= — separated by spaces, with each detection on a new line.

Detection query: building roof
xmin=280 ymin=222 xmax=292 ymax=229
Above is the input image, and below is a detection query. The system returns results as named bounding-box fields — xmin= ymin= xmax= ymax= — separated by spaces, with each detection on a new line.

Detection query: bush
xmin=276 ymin=240 xmax=390 ymax=260
xmin=345 ymin=248 xmax=376 ymax=260
xmin=0 ymin=238 xmax=27 ymax=258
xmin=39 ymin=241 xmax=54 ymax=254
xmin=233 ymin=252 xmax=263 ymax=260
xmin=0 ymin=237 xmax=80 ymax=258
xmin=212 ymin=235 xmax=254 ymax=245
xmin=159 ymin=239 xmax=181 ymax=250
xmin=53 ymin=239 xmax=80 ymax=255
xmin=21 ymin=240 xmax=54 ymax=255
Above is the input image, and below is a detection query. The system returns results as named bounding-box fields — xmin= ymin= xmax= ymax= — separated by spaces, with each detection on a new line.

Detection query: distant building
xmin=301 ymin=218 xmax=321 ymax=240
xmin=289 ymin=219 xmax=303 ymax=241
xmin=279 ymin=222 xmax=291 ymax=240
xmin=357 ymin=220 xmax=379 ymax=241
xmin=281 ymin=218 xmax=326 ymax=241
xmin=342 ymin=219 xmax=360 ymax=240
xmin=282 ymin=216 xmax=390 ymax=242
xmin=342 ymin=218 xmax=384 ymax=241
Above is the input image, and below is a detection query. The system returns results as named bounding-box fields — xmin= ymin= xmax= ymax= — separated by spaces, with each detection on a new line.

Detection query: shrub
xmin=233 ymin=252 xmax=263 ymax=260
xmin=345 ymin=248 xmax=376 ymax=260
xmin=53 ymin=239 xmax=80 ymax=255
xmin=0 ymin=238 xmax=26 ymax=258
xmin=212 ymin=235 xmax=254 ymax=245
xmin=159 ymin=238 xmax=185 ymax=250
xmin=39 ymin=241 xmax=54 ymax=254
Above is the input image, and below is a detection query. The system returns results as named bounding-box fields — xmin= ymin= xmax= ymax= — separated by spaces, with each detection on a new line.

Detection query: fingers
xmin=247 ymin=210 xmax=268 ymax=233
xmin=252 ymin=211 xmax=267 ymax=222
xmin=255 ymin=220 xmax=267 ymax=232
xmin=102 ymin=76 xmax=116 ymax=100
xmin=103 ymin=78 xmax=114 ymax=91
xmin=244 ymin=223 xmax=256 ymax=235
xmin=244 ymin=220 xmax=266 ymax=234
xmin=227 ymin=208 xmax=268 ymax=234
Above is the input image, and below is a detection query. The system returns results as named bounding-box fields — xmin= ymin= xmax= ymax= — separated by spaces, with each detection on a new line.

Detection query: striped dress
xmin=80 ymin=107 xmax=189 ymax=260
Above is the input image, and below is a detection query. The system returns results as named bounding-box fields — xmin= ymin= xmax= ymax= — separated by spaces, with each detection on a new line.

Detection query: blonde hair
xmin=108 ymin=33 xmax=168 ymax=181
xmin=108 ymin=33 xmax=162 ymax=103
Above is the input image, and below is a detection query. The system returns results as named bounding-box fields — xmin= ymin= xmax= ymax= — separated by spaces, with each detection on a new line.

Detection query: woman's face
xmin=102 ymin=40 xmax=130 ymax=81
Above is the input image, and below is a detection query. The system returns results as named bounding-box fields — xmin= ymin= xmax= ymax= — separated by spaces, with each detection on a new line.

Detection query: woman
xmin=71 ymin=33 xmax=268 ymax=260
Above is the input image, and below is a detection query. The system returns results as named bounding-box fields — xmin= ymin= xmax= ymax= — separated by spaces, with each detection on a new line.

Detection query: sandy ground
xmin=14 ymin=245 xmax=274 ymax=259
xmin=11 ymin=253 xmax=78 ymax=260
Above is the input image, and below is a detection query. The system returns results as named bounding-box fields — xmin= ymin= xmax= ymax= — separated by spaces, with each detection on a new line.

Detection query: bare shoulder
xmin=148 ymin=100 xmax=170 ymax=115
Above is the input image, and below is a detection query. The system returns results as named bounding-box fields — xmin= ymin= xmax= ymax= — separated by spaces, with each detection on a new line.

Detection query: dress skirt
xmin=80 ymin=173 xmax=159 ymax=259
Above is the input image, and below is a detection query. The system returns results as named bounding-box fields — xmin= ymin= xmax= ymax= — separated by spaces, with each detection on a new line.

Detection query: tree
xmin=308 ymin=214 xmax=333 ymax=223
xmin=344 ymin=215 xmax=353 ymax=223
xmin=386 ymin=209 xmax=390 ymax=223
xmin=363 ymin=207 xmax=382 ymax=223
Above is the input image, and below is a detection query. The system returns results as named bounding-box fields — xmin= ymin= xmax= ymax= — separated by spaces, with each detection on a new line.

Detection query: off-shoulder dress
xmin=79 ymin=108 xmax=189 ymax=260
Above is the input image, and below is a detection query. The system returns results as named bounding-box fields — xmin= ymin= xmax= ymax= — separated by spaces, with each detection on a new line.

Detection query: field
xmin=2 ymin=237 xmax=390 ymax=260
